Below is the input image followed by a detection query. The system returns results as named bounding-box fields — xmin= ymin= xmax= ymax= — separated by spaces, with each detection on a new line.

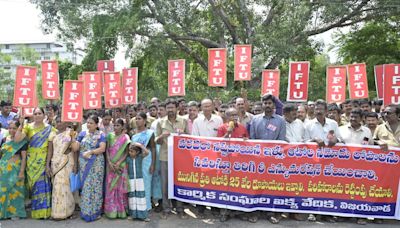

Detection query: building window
xmin=46 ymin=43 xmax=50 ymax=49
xmin=5 ymin=44 xmax=9 ymax=49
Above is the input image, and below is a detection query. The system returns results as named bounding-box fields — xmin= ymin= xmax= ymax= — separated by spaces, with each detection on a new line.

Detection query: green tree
xmin=32 ymin=0 xmax=399 ymax=101
xmin=335 ymin=17 xmax=400 ymax=98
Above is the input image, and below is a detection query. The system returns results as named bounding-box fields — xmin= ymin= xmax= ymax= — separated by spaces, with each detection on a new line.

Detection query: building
xmin=0 ymin=41 xmax=84 ymax=100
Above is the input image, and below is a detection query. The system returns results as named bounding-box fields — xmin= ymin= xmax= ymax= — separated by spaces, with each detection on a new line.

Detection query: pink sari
xmin=104 ymin=133 xmax=130 ymax=218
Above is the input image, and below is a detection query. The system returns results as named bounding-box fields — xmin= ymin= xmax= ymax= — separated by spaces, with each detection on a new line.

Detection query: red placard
xmin=383 ymin=64 xmax=400 ymax=105
xmin=122 ymin=68 xmax=138 ymax=105
xmin=62 ymin=80 xmax=83 ymax=122
xmin=104 ymin=72 xmax=122 ymax=108
xmin=41 ymin=60 xmax=60 ymax=100
xmin=208 ymin=48 xmax=227 ymax=87
xmin=261 ymin=69 xmax=280 ymax=97
xmin=234 ymin=45 xmax=252 ymax=81
xmin=287 ymin=61 xmax=309 ymax=102
xmin=13 ymin=66 xmax=38 ymax=108
xmin=83 ymin=72 xmax=102 ymax=109
xmin=326 ymin=66 xmax=347 ymax=104
xmin=168 ymin=59 xmax=185 ymax=96
xmin=97 ymin=60 xmax=115 ymax=72
xmin=347 ymin=63 xmax=369 ymax=99
xmin=374 ymin=65 xmax=384 ymax=99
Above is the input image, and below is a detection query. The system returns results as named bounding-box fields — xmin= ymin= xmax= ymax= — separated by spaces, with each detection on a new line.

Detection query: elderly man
xmin=191 ymin=98 xmax=223 ymax=218
xmin=150 ymin=97 xmax=160 ymax=106
xmin=297 ymin=103 xmax=308 ymax=123
xmin=236 ymin=97 xmax=253 ymax=127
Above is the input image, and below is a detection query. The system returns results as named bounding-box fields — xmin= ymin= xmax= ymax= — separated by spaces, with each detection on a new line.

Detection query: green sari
xmin=0 ymin=139 xmax=28 ymax=219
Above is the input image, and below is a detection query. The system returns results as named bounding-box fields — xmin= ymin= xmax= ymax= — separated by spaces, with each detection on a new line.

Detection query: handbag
xmin=69 ymin=172 xmax=81 ymax=192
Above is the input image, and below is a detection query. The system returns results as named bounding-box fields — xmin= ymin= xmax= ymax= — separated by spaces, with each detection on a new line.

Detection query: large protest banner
xmin=169 ymin=134 xmax=400 ymax=219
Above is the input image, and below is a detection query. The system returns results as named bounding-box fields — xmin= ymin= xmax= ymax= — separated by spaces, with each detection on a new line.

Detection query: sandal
xmin=248 ymin=215 xmax=258 ymax=223
xmin=268 ymin=216 xmax=280 ymax=224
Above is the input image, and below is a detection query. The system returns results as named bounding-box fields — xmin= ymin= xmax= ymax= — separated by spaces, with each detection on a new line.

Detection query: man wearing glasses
xmin=374 ymin=105 xmax=400 ymax=151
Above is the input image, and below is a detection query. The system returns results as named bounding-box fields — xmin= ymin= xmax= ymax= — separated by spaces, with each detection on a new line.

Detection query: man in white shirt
xmin=340 ymin=109 xmax=373 ymax=145
xmin=191 ymin=98 xmax=223 ymax=218
xmin=192 ymin=99 xmax=223 ymax=137
xmin=304 ymin=100 xmax=341 ymax=148
xmin=183 ymin=101 xmax=199 ymax=134
xmin=284 ymin=103 xmax=305 ymax=143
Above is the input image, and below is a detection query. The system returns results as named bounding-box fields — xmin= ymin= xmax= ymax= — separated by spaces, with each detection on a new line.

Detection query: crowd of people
xmin=0 ymin=95 xmax=398 ymax=225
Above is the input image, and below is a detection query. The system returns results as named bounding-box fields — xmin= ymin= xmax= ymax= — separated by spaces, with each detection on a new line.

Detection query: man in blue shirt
xmin=248 ymin=94 xmax=286 ymax=224
xmin=250 ymin=94 xmax=286 ymax=141
xmin=0 ymin=101 xmax=16 ymax=129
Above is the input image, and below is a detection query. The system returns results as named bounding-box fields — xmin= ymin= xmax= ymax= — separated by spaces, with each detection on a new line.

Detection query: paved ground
xmin=1 ymin=207 xmax=400 ymax=228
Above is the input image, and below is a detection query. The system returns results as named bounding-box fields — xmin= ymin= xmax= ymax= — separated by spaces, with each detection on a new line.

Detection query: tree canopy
xmin=31 ymin=0 xmax=400 ymax=101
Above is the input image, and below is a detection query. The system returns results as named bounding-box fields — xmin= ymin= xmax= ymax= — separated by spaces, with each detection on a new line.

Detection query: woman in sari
xmin=129 ymin=112 xmax=156 ymax=219
xmin=104 ymin=118 xmax=129 ymax=219
xmin=15 ymin=107 xmax=57 ymax=219
xmin=0 ymin=120 xmax=28 ymax=220
xmin=47 ymin=117 xmax=77 ymax=219
xmin=71 ymin=115 xmax=106 ymax=222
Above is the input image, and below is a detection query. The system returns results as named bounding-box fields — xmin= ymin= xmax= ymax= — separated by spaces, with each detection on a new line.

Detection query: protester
xmin=131 ymin=112 xmax=156 ymax=216
xmin=365 ymin=112 xmax=379 ymax=136
xmin=339 ymin=108 xmax=373 ymax=225
xmin=284 ymin=103 xmax=305 ymax=143
xmin=155 ymin=98 xmax=189 ymax=219
xmin=374 ymin=105 xmax=400 ymax=151
xmin=372 ymin=99 xmax=383 ymax=114
xmin=304 ymin=99 xmax=341 ymax=223
xmin=150 ymin=97 xmax=160 ymax=107
xmin=99 ymin=110 xmax=114 ymax=136
xmin=297 ymin=103 xmax=308 ymax=123
xmin=0 ymin=101 xmax=16 ymax=129
xmin=45 ymin=104 xmax=58 ymax=127
xmin=252 ymin=101 xmax=263 ymax=115
xmin=235 ymin=97 xmax=253 ymax=127
xmin=72 ymin=115 xmax=106 ymax=222
xmin=104 ymin=118 xmax=130 ymax=219
xmin=306 ymin=101 xmax=316 ymax=120
xmin=0 ymin=120 xmax=28 ymax=220
xmin=14 ymin=107 xmax=57 ymax=219
xmin=218 ymin=104 xmax=229 ymax=123
xmin=249 ymin=94 xmax=286 ymax=224
xmin=192 ymin=99 xmax=223 ymax=137
xmin=177 ymin=98 xmax=187 ymax=116
xmin=149 ymin=102 xmax=165 ymax=212
xmin=184 ymin=101 xmax=199 ymax=134
xmin=49 ymin=117 xmax=76 ymax=220
xmin=126 ymin=142 xmax=150 ymax=221
xmin=327 ymin=103 xmax=343 ymax=126
xmin=148 ymin=105 xmax=158 ymax=119
xmin=340 ymin=99 xmax=352 ymax=125
xmin=217 ymin=108 xmax=249 ymax=139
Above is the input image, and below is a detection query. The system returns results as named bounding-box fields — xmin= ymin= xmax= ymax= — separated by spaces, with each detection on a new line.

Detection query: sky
xmin=0 ymin=0 xmax=340 ymax=69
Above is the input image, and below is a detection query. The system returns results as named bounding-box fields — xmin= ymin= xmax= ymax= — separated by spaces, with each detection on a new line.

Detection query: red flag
xmin=347 ymin=63 xmax=369 ymax=99
xmin=234 ymin=45 xmax=252 ymax=81
xmin=83 ymin=72 xmax=102 ymax=109
xmin=261 ymin=69 xmax=280 ymax=97
xmin=62 ymin=80 xmax=84 ymax=122
xmin=97 ymin=60 xmax=115 ymax=72
xmin=326 ymin=66 xmax=347 ymax=104
xmin=287 ymin=61 xmax=309 ymax=102
xmin=13 ymin=66 xmax=38 ymax=108
xmin=383 ymin=64 xmax=400 ymax=105
xmin=168 ymin=59 xmax=185 ymax=96
xmin=208 ymin=48 xmax=227 ymax=87
xmin=104 ymin=72 xmax=122 ymax=108
xmin=41 ymin=60 xmax=60 ymax=100
xmin=374 ymin=65 xmax=384 ymax=99
xmin=122 ymin=68 xmax=138 ymax=105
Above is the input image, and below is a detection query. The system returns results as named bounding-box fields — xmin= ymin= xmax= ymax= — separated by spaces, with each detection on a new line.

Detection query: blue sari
xmin=129 ymin=129 xmax=154 ymax=217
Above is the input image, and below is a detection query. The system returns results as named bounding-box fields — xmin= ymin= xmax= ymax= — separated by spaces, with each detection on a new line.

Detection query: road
xmin=1 ymin=208 xmax=399 ymax=228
